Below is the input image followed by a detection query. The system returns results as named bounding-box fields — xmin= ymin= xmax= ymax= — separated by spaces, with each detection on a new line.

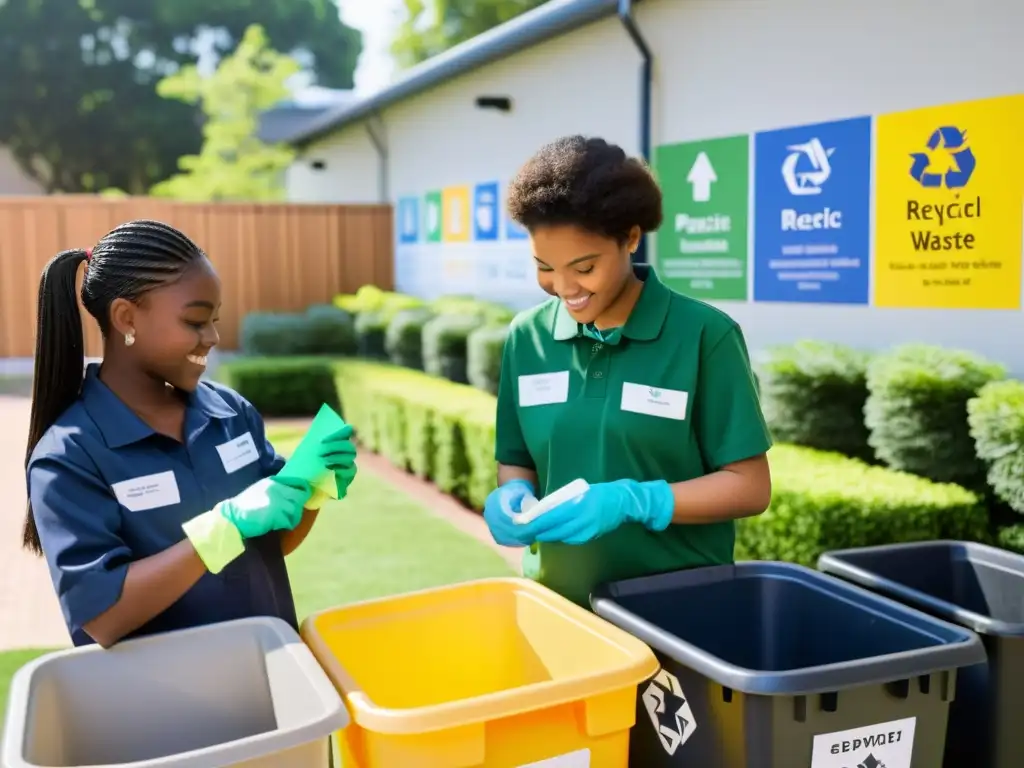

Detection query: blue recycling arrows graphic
xmin=909 ymin=126 xmax=975 ymax=189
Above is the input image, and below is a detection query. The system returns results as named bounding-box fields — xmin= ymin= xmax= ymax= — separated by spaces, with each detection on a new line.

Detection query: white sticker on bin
xmin=810 ymin=716 xmax=916 ymax=768
xmin=517 ymin=748 xmax=590 ymax=767
xmin=642 ymin=670 xmax=697 ymax=755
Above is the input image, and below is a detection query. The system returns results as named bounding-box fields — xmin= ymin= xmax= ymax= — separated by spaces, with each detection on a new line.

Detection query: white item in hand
xmin=515 ymin=479 xmax=590 ymax=525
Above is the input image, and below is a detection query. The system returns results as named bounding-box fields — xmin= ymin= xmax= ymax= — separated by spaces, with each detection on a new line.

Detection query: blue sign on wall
xmin=397 ymin=196 xmax=419 ymax=244
xmin=753 ymin=115 xmax=872 ymax=304
xmin=473 ymin=182 xmax=500 ymax=241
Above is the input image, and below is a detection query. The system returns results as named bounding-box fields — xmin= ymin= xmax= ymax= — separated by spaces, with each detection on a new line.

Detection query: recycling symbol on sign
xmin=642 ymin=670 xmax=697 ymax=755
xmin=909 ymin=126 xmax=975 ymax=189
xmin=848 ymin=754 xmax=885 ymax=768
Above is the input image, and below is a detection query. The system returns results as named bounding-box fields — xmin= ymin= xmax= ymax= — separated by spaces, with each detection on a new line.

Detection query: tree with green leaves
xmin=391 ymin=0 xmax=549 ymax=69
xmin=0 ymin=0 xmax=361 ymax=194
xmin=150 ymin=24 xmax=298 ymax=202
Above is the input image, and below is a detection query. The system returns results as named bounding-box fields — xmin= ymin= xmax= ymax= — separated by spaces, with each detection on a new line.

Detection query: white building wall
xmin=0 ymin=147 xmax=44 ymax=195
xmin=289 ymin=0 xmax=1024 ymax=372
xmin=286 ymin=125 xmax=381 ymax=203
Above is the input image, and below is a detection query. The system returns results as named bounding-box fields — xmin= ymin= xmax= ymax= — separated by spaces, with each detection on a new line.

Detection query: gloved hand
xmin=182 ymin=475 xmax=313 ymax=573
xmin=518 ymin=479 xmax=674 ymax=546
xmin=483 ymin=479 xmax=538 ymax=547
xmin=323 ymin=424 xmax=358 ymax=494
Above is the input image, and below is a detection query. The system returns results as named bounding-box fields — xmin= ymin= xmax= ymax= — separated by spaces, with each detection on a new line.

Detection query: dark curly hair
xmin=506 ymin=135 xmax=663 ymax=244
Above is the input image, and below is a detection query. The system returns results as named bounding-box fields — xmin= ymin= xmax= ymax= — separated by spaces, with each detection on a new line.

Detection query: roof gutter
xmin=617 ymin=0 xmax=653 ymax=263
xmin=364 ymin=113 xmax=389 ymax=203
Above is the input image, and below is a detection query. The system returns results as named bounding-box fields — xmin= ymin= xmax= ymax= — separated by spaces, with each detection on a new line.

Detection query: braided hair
xmin=23 ymin=219 xmax=207 ymax=554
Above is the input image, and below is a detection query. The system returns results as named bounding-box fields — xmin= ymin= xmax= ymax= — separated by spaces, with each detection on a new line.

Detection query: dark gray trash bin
xmin=819 ymin=540 xmax=1024 ymax=768
xmin=591 ymin=561 xmax=985 ymax=768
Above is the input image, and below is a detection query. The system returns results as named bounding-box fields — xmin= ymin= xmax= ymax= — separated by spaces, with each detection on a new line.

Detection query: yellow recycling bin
xmin=300 ymin=577 xmax=659 ymax=767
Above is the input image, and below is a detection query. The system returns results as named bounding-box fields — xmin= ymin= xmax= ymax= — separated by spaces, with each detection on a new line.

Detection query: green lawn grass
xmin=0 ymin=425 xmax=512 ymax=718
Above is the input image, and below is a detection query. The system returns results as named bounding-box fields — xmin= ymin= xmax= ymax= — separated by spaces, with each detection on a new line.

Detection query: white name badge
xmin=621 ymin=382 xmax=689 ymax=420
xmin=519 ymin=371 xmax=570 ymax=407
xmin=111 ymin=470 xmax=181 ymax=512
xmin=216 ymin=432 xmax=260 ymax=474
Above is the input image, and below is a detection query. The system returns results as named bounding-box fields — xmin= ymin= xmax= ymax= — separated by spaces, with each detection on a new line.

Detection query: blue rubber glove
xmin=517 ymin=479 xmax=675 ymax=545
xmin=483 ymin=479 xmax=538 ymax=547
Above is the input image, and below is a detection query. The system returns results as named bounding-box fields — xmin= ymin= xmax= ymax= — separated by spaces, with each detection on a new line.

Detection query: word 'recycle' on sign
xmin=752 ymin=116 xmax=872 ymax=304
xmin=873 ymin=93 xmax=1024 ymax=309
xmin=809 ymin=716 xmax=917 ymax=768
xmin=653 ymin=134 xmax=750 ymax=301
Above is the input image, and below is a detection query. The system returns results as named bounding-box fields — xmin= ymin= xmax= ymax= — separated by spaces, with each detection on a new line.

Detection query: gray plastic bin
xmin=819 ymin=541 xmax=1024 ymax=768
xmin=591 ymin=562 xmax=985 ymax=768
xmin=1 ymin=616 xmax=348 ymax=768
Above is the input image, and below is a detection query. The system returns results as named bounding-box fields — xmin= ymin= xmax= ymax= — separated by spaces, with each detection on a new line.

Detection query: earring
xmin=124 ymin=331 xmax=135 ymax=347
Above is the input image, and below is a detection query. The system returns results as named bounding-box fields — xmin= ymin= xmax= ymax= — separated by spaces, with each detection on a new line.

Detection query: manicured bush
xmin=332 ymin=360 xmax=988 ymax=559
xmin=997 ymin=524 xmax=1024 ymax=554
xmin=239 ymin=305 xmax=356 ymax=357
xmin=736 ymin=445 xmax=989 ymax=566
xmin=385 ymin=307 xmax=435 ymax=370
xmin=333 ymin=285 xmax=423 ymax=319
xmin=354 ymin=310 xmax=389 ymax=360
xmin=422 ymin=313 xmax=481 ymax=384
xmin=431 ymin=295 xmax=515 ymax=324
xmin=218 ymin=357 xmax=340 ymax=417
xmin=467 ymin=324 xmax=510 ymax=395
xmin=865 ymin=344 xmax=1005 ymax=489
xmin=968 ymin=379 xmax=1024 ymax=513
xmin=757 ymin=341 xmax=873 ymax=461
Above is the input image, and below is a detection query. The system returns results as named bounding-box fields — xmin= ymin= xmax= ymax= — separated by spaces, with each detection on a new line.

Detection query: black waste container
xmin=818 ymin=541 xmax=1024 ymax=768
xmin=591 ymin=562 xmax=985 ymax=768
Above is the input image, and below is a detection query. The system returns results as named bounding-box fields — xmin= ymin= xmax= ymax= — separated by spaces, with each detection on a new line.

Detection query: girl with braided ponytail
xmin=24 ymin=220 xmax=358 ymax=648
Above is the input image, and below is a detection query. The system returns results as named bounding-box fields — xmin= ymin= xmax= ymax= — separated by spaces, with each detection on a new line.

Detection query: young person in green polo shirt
xmin=483 ymin=135 xmax=774 ymax=607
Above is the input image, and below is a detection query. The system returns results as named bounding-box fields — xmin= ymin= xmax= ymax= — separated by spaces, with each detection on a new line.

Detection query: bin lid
xmin=591 ymin=561 xmax=986 ymax=697
xmin=819 ymin=540 xmax=1024 ymax=638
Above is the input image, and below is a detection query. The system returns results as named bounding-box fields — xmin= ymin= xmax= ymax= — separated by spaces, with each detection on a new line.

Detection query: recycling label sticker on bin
xmin=642 ymin=670 xmax=697 ymax=755
xmin=810 ymin=716 xmax=916 ymax=768
xmin=517 ymin=748 xmax=590 ymax=767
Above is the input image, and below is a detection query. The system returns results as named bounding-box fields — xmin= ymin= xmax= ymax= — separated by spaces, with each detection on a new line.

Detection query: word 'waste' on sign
xmin=873 ymin=94 xmax=1024 ymax=309
xmin=653 ymin=134 xmax=750 ymax=301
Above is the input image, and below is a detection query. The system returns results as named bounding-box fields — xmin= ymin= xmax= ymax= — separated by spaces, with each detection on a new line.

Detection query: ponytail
xmin=23 ymin=249 xmax=89 ymax=554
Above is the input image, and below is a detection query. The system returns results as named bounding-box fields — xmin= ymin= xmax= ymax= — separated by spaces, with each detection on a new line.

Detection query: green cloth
xmin=280 ymin=403 xmax=348 ymax=499
xmin=495 ymin=265 xmax=773 ymax=607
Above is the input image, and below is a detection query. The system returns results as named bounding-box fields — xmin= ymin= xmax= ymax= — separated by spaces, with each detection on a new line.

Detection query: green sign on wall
xmin=423 ymin=190 xmax=442 ymax=243
xmin=654 ymin=134 xmax=750 ymax=301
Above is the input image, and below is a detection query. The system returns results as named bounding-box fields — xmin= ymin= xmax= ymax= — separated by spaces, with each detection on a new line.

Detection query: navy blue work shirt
xmin=27 ymin=363 xmax=297 ymax=647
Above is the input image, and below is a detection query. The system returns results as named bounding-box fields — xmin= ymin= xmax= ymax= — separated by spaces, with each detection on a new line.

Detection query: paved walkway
xmin=0 ymin=404 xmax=518 ymax=651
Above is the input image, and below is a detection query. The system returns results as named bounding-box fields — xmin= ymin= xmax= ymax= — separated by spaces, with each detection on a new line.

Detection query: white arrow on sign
xmin=687 ymin=151 xmax=717 ymax=202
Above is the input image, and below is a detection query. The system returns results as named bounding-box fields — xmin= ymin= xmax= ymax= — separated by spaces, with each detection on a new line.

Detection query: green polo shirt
xmin=495 ymin=265 xmax=773 ymax=607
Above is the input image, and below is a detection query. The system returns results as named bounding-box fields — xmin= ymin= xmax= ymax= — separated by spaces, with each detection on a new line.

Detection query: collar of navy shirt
xmin=551 ymin=263 xmax=672 ymax=342
xmin=80 ymin=362 xmax=237 ymax=449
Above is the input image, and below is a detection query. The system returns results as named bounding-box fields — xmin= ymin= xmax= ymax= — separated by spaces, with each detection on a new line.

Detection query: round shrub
xmin=997 ymin=523 xmax=1024 ymax=554
xmin=355 ymin=310 xmax=389 ymax=360
xmin=239 ymin=312 xmax=304 ymax=356
xmin=300 ymin=304 xmax=357 ymax=355
xmin=865 ymin=344 xmax=1006 ymax=489
xmin=422 ymin=313 xmax=480 ymax=384
xmin=385 ymin=307 xmax=436 ymax=370
xmin=467 ymin=324 xmax=510 ymax=395
xmin=239 ymin=306 xmax=356 ymax=357
xmin=968 ymin=379 xmax=1024 ymax=513
xmin=757 ymin=341 xmax=872 ymax=462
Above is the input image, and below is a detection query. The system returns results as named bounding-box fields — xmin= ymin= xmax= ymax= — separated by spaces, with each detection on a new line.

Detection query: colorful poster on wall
xmin=423 ymin=190 xmax=442 ymax=243
xmin=442 ymin=185 xmax=471 ymax=242
xmin=753 ymin=115 xmax=873 ymax=304
xmin=473 ymin=182 xmax=500 ymax=241
xmin=397 ymin=196 xmax=419 ymax=244
xmin=873 ymin=94 xmax=1024 ymax=309
xmin=654 ymin=134 xmax=750 ymax=300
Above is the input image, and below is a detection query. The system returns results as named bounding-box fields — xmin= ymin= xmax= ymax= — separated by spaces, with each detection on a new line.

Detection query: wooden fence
xmin=0 ymin=196 xmax=393 ymax=358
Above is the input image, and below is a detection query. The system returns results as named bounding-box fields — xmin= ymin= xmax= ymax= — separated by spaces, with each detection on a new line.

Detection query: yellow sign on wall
xmin=874 ymin=94 xmax=1024 ymax=309
xmin=441 ymin=185 xmax=471 ymax=242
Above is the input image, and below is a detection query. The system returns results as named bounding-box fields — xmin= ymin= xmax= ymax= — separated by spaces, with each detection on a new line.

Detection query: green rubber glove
xmin=307 ymin=425 xmax=357 ymax=510
xmin=182 ymin=475 xmax=312 ymax=573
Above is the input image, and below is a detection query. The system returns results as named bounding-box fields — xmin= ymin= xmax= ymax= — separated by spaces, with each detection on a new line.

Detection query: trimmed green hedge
xmin=757 ymin=341 xmax=873 ymax=462
xmin=239 ymin=305 xmax=356 ymax=357
xmin=968 ymin=379 xmax=1024 ymax=514
xmin=325 ymin=359 xmax=988 ymax=561
xmin=865 ymin=344 xmax=1005 ymax=490
xmin=385 ymin=307 xmax=435 ymax=370
xmin=467 ymin=324 xmax=510 ymax=395
xmin=217 ymin=357 xmax=340 ymax=417
xmin=422 ymin=313 xmax=480 ymax=385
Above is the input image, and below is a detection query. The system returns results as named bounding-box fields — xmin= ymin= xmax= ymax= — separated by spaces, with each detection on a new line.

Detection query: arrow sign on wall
xmin=687 ymin=151 xmax=717 ymax=202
